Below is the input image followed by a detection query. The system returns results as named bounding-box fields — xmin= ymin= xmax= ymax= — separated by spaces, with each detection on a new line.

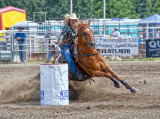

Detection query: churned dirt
xmin=0 ymin=61 xmax=160 ymax=119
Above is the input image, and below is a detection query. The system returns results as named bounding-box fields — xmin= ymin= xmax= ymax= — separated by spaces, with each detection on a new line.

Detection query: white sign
xmin=95 ymin=36 xmax=138 ymax=55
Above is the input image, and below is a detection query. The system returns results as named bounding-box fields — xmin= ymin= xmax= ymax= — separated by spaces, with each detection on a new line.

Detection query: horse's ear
xmin=88 ymin=20 xmax=91 ymax=26
xmin=80 ymin=20 xmax=83 ymax=24
xmin=75 ymin=21 xmax=80 ymax=28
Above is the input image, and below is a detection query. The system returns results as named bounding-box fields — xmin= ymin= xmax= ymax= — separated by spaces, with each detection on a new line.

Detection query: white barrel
xmin=40 ymin=64 xmax=69 ymax=105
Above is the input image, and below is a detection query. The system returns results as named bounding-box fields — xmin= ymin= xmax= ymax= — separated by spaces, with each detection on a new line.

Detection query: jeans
xmin=61 ymin=44 xmax=77 ymax=78
xmin=18 ymin=42 xmax=26 ymax=62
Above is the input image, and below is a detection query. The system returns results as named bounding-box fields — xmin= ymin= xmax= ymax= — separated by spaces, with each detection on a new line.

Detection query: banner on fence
xmin=146 ymin=39 xmax=160 ymax=58
xmin=95 ymin=36 xmax=138 ymax=55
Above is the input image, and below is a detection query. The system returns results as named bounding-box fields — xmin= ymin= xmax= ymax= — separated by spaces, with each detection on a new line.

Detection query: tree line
xmin=1 ymin=0 xmax=160 ymax=21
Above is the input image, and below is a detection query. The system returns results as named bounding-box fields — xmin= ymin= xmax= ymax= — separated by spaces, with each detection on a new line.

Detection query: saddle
xmin=56 ymin=44 xmax=90 ymax=81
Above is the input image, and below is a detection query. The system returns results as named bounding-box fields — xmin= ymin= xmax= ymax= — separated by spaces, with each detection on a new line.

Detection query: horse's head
xmin=77 ymin=20 xmax=95 ymax=49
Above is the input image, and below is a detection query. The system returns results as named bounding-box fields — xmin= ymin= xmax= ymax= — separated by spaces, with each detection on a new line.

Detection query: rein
xmin=74 ymin=24 xmax=99 ymax=73
xmin=76 ymin=25 xmax=98 ymax=57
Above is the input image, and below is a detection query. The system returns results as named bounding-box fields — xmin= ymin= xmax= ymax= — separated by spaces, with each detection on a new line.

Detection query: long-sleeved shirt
xmin=58 ymin=24 xmax=77 ymax=44
xmin=14 ymin=32 xmax=27 ymax=43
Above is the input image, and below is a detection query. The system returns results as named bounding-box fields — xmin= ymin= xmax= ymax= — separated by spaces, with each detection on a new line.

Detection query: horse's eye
xmin=83 ymin=32 xmax=87 ymax=35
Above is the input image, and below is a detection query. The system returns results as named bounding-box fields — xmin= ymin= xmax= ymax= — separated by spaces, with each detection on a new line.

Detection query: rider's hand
xmin=73 ymin=39 xmax=78 ymax=44
xmin=58 ymin=42 xmax=62 ymax=45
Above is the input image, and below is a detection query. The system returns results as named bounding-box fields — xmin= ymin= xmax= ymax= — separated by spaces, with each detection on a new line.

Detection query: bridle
xmin=76 ymin=24 xmax=98 ymax=57
xmin=80 ymin=25 xmax=95 ymax=48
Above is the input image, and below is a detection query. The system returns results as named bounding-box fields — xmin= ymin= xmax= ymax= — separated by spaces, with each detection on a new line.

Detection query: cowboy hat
xmin=70 ymin=13 xmax=79 ymax=20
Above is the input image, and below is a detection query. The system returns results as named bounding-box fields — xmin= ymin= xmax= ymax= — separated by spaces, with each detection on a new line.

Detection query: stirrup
xmin=77 ymin=74 xmax=83 ymax=81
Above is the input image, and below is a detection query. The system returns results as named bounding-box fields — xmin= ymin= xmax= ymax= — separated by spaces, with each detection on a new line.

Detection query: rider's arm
xmin=73 ymin=28 xmax=78 ymax=44
xmin=58 ymin=25 xmax=69 ymax=43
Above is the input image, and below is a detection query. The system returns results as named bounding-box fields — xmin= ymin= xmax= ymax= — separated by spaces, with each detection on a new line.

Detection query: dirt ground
xmin=0 ymin=61 xmax=160 ymax=119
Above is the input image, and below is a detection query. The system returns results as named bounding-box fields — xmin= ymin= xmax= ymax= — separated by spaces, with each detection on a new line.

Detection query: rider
xmin=58 ymin=13 xmax=78 ymax=79
xmin=45 ymin=14 xmax=71 ymax=63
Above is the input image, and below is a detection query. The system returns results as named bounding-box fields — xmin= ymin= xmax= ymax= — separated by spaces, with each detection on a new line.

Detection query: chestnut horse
xmin=53 ymin=20 xmax=138 ymax=93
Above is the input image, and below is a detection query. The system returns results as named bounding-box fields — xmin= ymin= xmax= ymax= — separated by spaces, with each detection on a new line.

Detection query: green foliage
xmin=107 ymin=0 xmax=138 ymax=19
xmin=0 ymin=0 xmax=160 ymax=20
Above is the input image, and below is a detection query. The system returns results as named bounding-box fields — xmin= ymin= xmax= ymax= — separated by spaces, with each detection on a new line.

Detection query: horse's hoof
xmin=130 ymin=87 xmax=138 ymax=93
xmin=114 ymin=80 xmax=121 ymax=88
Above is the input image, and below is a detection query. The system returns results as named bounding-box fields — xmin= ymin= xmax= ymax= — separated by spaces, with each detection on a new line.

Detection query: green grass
xmin=138 ymin=57 xmax=160 ymax=61
xmin=104 ymin=56 xmax=160 ymax=62
xmin=121 ymin=59 xmax=135 ymax=61
xmin=122 ymin=57 xmax=160 ymax=61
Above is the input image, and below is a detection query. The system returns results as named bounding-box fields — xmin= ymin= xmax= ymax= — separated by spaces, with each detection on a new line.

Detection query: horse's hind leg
xmin=92 ymin=70 xmax=121 ymax=88
xmin=104 ymin=64 xmax=138 ymax=93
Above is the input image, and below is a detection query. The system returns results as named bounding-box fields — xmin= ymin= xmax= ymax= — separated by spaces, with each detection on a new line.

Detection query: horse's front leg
xmin=92 ymin=70 xmax=121 ymax=89
xmin=103 ymin=64 xmax=138 ymax=93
